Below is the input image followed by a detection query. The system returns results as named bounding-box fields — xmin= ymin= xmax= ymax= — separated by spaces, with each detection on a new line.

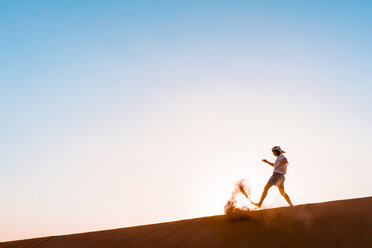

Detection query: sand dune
xmin=1 ymin=197 xmax=372 ymax=248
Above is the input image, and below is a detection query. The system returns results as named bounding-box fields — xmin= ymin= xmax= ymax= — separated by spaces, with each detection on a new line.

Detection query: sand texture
xmin=1 ymin=197 xmax=372 ymax=248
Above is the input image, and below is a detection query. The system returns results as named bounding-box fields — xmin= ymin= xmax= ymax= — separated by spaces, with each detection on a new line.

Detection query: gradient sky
xmin=1 ymin=0 xmax=371 ymax=242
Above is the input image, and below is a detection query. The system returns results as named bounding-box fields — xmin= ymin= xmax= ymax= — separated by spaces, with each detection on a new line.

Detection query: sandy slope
xmin=1 ymin=197 xmax=372 ymax=248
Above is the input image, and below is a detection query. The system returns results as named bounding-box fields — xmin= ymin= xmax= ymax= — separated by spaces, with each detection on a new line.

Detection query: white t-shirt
xmin=273 ymin=154 xmax=288 ymax=175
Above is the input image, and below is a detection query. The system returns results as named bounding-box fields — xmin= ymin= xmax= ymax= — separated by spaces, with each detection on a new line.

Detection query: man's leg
xmin=278 ymin=188 xmax=293 ymax=206
xmin=253 ymin=183 xmax=272 ymax=208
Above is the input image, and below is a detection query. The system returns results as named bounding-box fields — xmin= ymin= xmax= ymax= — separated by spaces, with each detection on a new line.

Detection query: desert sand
xmin=1 ymin=197 xmax=371 ymax=248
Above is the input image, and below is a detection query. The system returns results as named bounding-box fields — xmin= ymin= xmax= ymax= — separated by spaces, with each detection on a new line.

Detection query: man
xmin=253 ymin=146 xmax=293 ymax=208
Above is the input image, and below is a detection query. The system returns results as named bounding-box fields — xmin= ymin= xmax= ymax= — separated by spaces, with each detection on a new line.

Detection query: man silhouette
xmin=253 ymin=146 xmax=293 ymax=208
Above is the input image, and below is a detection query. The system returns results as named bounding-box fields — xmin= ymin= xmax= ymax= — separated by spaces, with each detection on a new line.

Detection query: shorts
xmin=268 ymin=173 xmax=285 ymax=189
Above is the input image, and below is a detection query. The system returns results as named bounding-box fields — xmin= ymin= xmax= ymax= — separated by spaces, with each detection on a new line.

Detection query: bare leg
xmin=253 ymin=183 xmax=272 ymax=208
xmin=278 ymin=188 xmax=293 ymax=206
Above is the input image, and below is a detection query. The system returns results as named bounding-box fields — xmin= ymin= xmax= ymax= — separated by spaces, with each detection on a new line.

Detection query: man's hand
xmin=262 ymin=159 xmax=274 ymax=167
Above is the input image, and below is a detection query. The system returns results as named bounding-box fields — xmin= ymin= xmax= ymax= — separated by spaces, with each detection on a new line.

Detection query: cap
xmin=272 ymin=146 xmax=286 ymax=154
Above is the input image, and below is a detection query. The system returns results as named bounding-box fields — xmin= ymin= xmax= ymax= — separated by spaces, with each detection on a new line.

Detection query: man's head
xmin=272 ymin=146 xmax=285 ymax=156
xmin=272 ymin=150 xmax=281 ymax=156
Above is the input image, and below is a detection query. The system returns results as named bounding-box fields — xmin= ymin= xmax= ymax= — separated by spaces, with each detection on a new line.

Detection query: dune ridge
xmin=1 ymin=197 xmax=372 ymax=248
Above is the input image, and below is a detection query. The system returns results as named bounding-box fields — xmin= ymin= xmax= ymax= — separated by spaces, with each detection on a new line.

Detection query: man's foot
xmin=251 ymin=201 xmax=261 ymax=208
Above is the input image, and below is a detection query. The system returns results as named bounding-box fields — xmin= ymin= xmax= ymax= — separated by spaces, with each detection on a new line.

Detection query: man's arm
xmin=262 ymin=159 xmax=274 ymax=167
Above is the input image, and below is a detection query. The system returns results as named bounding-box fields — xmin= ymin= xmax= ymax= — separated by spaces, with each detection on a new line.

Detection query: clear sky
xmin=1 ymin=0 xmax=371 ymax=242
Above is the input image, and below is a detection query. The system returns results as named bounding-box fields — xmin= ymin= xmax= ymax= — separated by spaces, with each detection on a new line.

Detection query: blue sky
xmin=1 ymin=0 xmax=371 ymax=241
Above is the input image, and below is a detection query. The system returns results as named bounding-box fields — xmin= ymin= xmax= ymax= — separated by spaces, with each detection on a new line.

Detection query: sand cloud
xmin=224 ymin=179 xmax=254 ymax=220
